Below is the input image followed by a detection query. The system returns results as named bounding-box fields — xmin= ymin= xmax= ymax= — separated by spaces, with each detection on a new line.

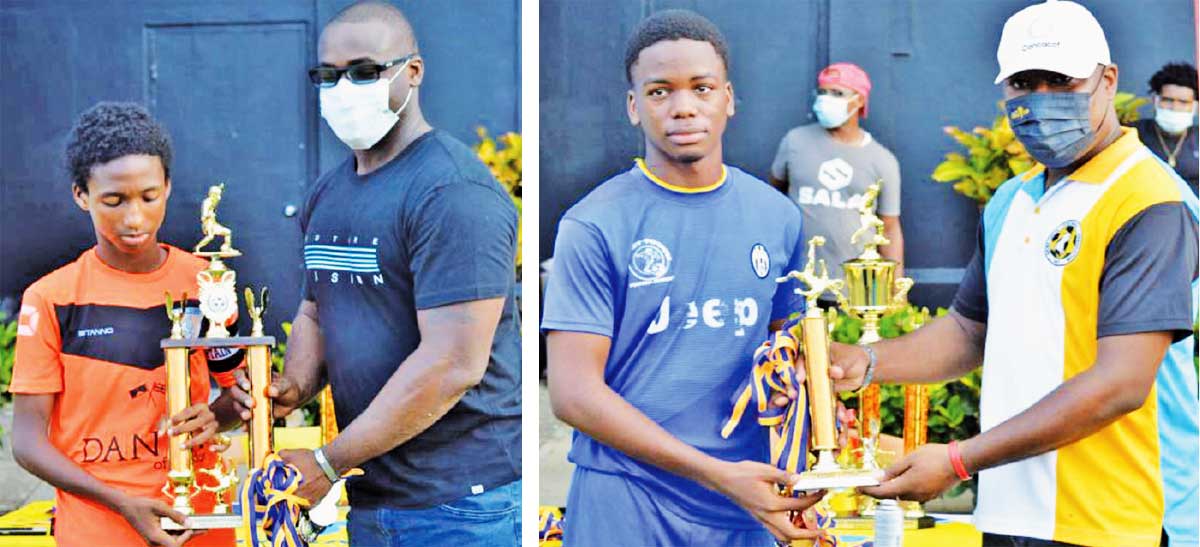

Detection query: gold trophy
xmin=841 ymin=183 xmax=913 ymax=472
xmin=160 ymin=184 xmax=276 ymax=530
xmin=836 ymin=182 xmax=932 ymax=528
xmin=779 ymin=237 xmax=882 ymax=492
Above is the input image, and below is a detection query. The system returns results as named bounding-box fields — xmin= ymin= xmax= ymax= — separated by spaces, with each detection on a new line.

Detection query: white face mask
xmin=813 ymin=94 xmax=855 ymax=129
xmin=319 ymin=61 xmax=413 ymax=150
xmin=1155 ymin=105 xmax=1195 ymax=135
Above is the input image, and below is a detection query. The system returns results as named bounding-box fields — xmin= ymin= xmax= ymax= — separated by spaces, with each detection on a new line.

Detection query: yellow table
xmin=0 ymin=503 xmax=350 ymax=547
xmin=830 ymin=521 xmax=981 ymax=547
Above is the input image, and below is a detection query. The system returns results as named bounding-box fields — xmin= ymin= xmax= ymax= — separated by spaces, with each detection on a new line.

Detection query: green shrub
xmin=833 ymin=306 xmax=982 ymax=444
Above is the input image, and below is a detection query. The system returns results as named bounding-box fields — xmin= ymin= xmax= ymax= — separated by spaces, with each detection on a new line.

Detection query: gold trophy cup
xmin=840 ymin=183 xmax=915 ymax=474
xmin=780 ymin=237 xmax=883 ymax=492
xmin=836 ymin=182 xmax=932 ymax=527
xmin=160 ymin=184 xmax=276 ymax=530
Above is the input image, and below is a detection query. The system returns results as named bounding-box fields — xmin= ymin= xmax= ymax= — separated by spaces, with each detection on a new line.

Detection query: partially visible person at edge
xmin=9 ymin=102 xmax=249 ymax=547
xmin=227 ymin=1 xmax=521 ymax=545
xmin=543 ymin=9 xmax=828 ymax=546
xmin=769 ymin=62 xmax=905 ymax=286
xmin=1131 ymin=62 xmax=1198 ymax=194
xmin=787 ymin=2 xmax=1198 ymax=547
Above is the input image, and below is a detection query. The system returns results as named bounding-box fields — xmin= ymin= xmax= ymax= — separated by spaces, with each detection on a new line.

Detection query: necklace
xmin=1154 ymin=124 xmax=1188 ymax=168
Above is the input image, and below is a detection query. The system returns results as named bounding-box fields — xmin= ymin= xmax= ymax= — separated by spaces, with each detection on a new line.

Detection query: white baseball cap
xmin=994 ymin=0 xmax=1111 ymax=84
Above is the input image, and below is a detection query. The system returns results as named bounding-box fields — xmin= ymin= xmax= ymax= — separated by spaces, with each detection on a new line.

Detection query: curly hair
xmin=624 ymin=9 xmax=729 ymax=84
xmin=64 ymin=102 xmax=173 ymax=191
xmin=1148 ymin=62 xmax=1197 ymax=98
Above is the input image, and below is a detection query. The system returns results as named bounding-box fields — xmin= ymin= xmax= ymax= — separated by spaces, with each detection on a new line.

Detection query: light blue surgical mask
xmin=813 ymin=95 xmax=854 ymax=129
xmin=1004 ymin=78 xmax=1104 ymax=169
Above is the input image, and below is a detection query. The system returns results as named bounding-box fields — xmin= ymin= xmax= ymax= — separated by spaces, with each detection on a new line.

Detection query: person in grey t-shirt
xmin=769 ymin=62 xmax=905 ymax=280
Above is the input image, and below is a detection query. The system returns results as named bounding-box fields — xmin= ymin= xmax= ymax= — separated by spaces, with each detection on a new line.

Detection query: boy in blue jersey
xmin=542 ymin=10 xmax=826 ymax=546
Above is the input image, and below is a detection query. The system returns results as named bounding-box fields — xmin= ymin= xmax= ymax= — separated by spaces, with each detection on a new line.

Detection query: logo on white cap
xmin=995 ymin=0 xmax=1110 ymax=84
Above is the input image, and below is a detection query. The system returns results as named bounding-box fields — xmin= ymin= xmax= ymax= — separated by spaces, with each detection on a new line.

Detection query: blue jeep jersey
xmin=542 ymin=159 xmax=807 ymax=529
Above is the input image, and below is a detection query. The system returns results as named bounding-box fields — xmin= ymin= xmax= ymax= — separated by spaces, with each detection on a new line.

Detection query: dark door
xmin=145 ymin=12 xmax=315 ymax=329
xmin=0 ymin=1 xmax=317 ymax=336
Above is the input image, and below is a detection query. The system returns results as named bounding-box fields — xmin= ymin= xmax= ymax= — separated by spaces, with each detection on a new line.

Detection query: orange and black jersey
xmin=11 ymin=245 xmax=236 ymax=547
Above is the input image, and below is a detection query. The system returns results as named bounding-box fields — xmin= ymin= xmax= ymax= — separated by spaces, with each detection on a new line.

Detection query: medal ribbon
xmin=722 ymin=319 xmax=845 ymax=546
xmin=721 ymin=319 xmax=812 ymax=492
xmin=240 ymin=454 xmax=363 ymax=547
xmin=241 ymin=454 xmax=307 ymax=547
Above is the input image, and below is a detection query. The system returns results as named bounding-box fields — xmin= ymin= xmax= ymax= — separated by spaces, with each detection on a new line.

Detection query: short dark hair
xmin=64 ymin=102 xmax=173 ymax=192
xmin=1148 ymin=62 xmax=1197 ymax=98
xmin=624 ymin=9 xmax=729 ymax=84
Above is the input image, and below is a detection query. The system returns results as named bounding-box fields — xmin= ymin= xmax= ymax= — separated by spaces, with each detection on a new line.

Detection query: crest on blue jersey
xmin=750 ymin=243 xmax=770 ymax=279
xmin=629 ymin=238 xmax=674 ymax=288
xmin=1045 ymin=220 xmax=1082 ymax=266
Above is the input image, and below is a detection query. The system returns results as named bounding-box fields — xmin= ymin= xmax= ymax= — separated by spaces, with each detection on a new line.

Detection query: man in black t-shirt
xmin=1131 ymin=62 xmax=1198 ymax=194
xmin=239 ymin=2 xmax=521 ymax=545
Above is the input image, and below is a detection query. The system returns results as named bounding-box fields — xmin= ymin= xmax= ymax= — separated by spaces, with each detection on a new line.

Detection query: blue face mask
xmin=1005 ymin=81 xmax=1103 ymax=169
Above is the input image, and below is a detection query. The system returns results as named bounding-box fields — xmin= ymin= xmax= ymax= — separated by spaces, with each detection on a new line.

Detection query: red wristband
xmin=947 ymin=440 xmax=971 ymax=480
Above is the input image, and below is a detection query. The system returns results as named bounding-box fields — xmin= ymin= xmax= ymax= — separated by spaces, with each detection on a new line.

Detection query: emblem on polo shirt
xmin=750 ymin=243 xmax=770 ymax=279
xmin=629 ymin=238 xmax=674 ymax=288
xmin=1045 ymin=220 xmax=1082 ymax=266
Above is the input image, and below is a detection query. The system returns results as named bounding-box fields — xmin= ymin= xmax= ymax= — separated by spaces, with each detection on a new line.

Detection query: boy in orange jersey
xmin=9 ymin=102 xmax=252 ymax=547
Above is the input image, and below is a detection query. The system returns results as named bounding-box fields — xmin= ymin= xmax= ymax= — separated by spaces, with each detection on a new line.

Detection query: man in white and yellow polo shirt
xmin=802 ymin=2 xmax=1198 ymax=546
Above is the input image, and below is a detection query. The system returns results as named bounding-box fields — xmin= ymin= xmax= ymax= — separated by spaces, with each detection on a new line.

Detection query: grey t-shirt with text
xmin=771 ymin=123 xmax=901 ymax=271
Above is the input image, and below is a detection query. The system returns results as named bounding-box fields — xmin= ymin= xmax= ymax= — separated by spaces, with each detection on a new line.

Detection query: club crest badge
xmin=750 ymin=243 xmax=770 ymax=278
xmin=1045 ymin=220 xmax=1082 ymax=266
xmin=629 ymin=238 xmax=674 ymax=288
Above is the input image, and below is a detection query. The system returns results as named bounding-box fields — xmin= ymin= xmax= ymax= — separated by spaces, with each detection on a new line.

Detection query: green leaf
xmin=932 ymin=160 xmax=977 ymax=183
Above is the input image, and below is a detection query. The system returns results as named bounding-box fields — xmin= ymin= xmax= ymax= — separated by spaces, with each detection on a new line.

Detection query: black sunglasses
xmin=308 ymin=54 xmax=414 ymax=88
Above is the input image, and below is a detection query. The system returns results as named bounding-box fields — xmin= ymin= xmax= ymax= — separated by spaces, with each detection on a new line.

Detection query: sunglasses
xmin=308 ymin=54 xmax=414 ymax=88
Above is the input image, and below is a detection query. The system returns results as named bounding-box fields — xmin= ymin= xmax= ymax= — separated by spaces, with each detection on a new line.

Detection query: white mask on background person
xmin=319 ymin=60 xmax=413 ymax=150
xmin=1155 ymin=105 xmax=1195 ymax=135
xmin=813 ymin=94 xmax=855 ymax=129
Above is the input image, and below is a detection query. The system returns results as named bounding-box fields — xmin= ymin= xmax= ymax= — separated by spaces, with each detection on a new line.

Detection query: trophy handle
xmin=165 ymin=292 xmax=187 ymax=338
xmin=164 ymin=291 xmax=187 ymax=320
xmin=258 ymin=287 xmax=269 ymax=315
xmin=893 ymin=277 xmax=914 ymax=307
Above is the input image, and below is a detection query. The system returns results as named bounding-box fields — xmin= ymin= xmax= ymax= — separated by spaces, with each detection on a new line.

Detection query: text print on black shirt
xmin=304 ymin=232 xmax=384 ymax=286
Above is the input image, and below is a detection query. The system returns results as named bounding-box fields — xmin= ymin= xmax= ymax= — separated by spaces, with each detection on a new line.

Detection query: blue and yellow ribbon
xmin=721 ymin=318 xmax=812 ymax=491
xmin=538 ymin=506 xmax=564 ymax=545
xmin=239 ymin=454 xmax=363 ymax=547
xmin=722 ymin=319 xmax=849 ymax=546
xmin=241 ymin=454 xmax=308 ymax=547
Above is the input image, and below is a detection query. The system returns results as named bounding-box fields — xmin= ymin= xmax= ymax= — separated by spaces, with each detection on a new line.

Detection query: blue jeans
xmin=347 ymin=480 xmax=521 ymax=546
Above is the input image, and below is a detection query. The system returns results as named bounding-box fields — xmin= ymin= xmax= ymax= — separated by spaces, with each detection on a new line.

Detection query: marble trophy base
xmin=834 ymin=515 xmax=936 ymax=530
xmin=161 ymin=513 xmax=242 ymax=530
xmin=792 ymin=467 xmax=883 ymax=491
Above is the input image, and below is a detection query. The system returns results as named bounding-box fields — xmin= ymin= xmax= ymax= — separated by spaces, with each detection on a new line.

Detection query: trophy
xmin=837 ymin=182 xmax=932 ymax=526
xmin=160 ymin=184 xmax=276 ymax=530
xmin=780 ymin=237 xmax=883 ymax=492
